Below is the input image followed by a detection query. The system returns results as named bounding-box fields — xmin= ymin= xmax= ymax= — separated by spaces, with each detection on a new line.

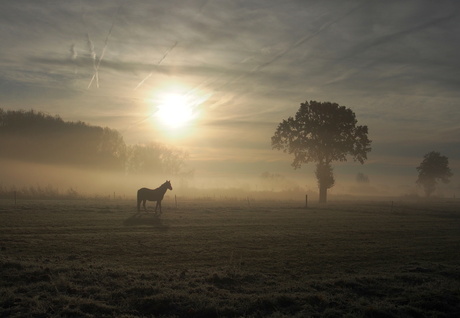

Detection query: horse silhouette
xmin=137 ymin=180 xmax=173 ymax=214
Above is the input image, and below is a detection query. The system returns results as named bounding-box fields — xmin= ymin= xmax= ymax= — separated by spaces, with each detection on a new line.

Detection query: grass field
xmin=1 ymin=198 xmax=460 ymax=317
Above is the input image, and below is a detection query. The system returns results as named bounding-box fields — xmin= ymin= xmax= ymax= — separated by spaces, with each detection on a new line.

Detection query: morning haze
xmin=2 ymin=2 xmax=460 ymax=317
xmin=1 ymin=0 xmax=459 ymax=199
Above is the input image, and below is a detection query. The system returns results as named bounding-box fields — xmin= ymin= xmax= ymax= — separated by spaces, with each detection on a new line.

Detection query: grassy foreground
xmin=1 ymin=198 xmax=460 ymax=317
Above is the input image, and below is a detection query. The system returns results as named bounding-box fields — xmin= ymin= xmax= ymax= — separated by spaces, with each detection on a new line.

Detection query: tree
xmin=271 ymin=100 xmax=371 ymax=203
xmin=416 ymin=151 xmax=453 ymax=197
xmin=126 ymin=142 xmax=190 ymax=177
xmin=0 ymin=109 xmax=127 ymax=170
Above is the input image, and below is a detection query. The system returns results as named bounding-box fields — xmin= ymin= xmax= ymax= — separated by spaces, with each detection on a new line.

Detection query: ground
xmin=1 ymin=198 xmax=459 ymax=317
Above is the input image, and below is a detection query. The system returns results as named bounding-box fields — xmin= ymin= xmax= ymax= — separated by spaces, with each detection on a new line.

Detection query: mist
xmin=1 ymin=109 xmax=457 ymax=202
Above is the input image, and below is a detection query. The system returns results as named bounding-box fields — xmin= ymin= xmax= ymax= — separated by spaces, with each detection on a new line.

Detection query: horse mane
xmin=158 ymin=180 xmax=170 ymax=189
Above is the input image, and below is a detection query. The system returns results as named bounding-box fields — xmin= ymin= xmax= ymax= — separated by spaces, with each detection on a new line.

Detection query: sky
xmin=1 ymin=0 xmax=459 ymax=198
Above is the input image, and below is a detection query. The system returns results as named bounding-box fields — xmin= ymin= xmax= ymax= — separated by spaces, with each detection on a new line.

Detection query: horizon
xmin=1 ymin=1 xmax=459 ymax=199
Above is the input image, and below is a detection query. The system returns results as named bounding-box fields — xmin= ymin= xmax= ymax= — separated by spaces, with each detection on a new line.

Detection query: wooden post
xmin=305 ymin=194 xmax=308 ymax=209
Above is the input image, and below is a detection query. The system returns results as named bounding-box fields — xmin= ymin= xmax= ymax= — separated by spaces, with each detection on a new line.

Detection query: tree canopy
xmin=0 ymin=109 xmax=188 ymax=176
xmin=272 ymin=100 xmax=371 ymax=203
xmin=416 ymin=151 xmax=453 ymax=197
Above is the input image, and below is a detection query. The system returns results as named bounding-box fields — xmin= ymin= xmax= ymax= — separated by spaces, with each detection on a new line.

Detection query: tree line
xmin=0 ymin=109 xmax=188 ymax=176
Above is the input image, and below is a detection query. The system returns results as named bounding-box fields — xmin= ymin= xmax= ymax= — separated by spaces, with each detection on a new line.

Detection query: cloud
xmin=69 ymin=44 xmax=78 ymax=61
xmin=338 ymin=13 xmax=457 ymax=63
xmin=1 ymin=0 xmax=460 ymax=191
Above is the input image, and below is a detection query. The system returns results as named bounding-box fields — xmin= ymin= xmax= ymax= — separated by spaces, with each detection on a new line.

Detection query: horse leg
xmin=158 ymin=200 xmax=162 ymax=215
xmin=142 ymin=200 xmax=147 ymax=212
xmin=154 ymin=201 xmax=159 ymax=214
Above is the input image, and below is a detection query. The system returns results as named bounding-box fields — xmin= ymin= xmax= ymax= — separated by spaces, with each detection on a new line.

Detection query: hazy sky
xmin=1 ymin=0 xmax=459 ymax=197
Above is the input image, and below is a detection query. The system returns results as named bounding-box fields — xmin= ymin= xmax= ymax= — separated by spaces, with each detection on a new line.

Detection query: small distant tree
xmin=126 ymin=142 xmax=189 ymax=177
xmin=271 ymin=100 xmax=371 ymax=203
xmin=416 ymin=151 xmax=453 ymax=197
xmin=356 ymin=172 xmax=370 ymax=183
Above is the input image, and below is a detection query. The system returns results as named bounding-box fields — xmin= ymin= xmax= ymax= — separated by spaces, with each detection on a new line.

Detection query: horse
xmin=137 ymin=180 xmax=173 ymax=214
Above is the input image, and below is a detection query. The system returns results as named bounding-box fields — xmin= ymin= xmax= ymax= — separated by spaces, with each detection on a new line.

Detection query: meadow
xmin=1 ymin=198 xmax=459 ymax=317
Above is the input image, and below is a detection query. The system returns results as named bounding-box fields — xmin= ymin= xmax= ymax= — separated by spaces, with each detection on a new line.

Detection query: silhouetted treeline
xmin=0 ymin=109 xmax=188 ymax=175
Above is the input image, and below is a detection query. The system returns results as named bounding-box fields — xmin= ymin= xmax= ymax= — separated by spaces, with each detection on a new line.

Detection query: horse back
xmin=137 ymin=187 xmax=164 ymax=201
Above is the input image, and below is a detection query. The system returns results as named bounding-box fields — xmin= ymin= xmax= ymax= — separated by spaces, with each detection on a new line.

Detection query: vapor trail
xmin=253 ymin=2 xmax=367 ymax=73
xmin=339 ymin=13 xmax=456 ymax=62
xmin=134 ymin=41 xmax=178 ymax=90
xmin=88 ymin=3 xmax=124 ymax=89
xmin=86 ymin=33 xmax=99 ymax=88
xmin=134 ymin=73 xmax=153 ymax=91
xmin=206 ymin=1 xmax=367 ymax=99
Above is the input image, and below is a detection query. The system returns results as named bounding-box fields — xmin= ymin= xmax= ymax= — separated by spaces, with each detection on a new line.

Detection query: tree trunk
xmin=319 ymin=185 xmax=327 ymax=203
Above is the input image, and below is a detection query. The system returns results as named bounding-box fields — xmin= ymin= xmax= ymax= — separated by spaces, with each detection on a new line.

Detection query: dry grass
xmin=1 ymin=199 xmax=459 ymax=317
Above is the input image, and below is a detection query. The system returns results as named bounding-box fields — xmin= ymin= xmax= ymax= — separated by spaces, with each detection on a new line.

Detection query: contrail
xmin=134 ymin=41 xmax=178 ymax=90
xmin=205 ymin=1 xmax=367 ymax=97
xmin=134 ymin=73 xmax=153 ymax=91
xmin=339 ymin=13 xmax=456 ymax=62
xmin=86 ymin=33 xmax=99 ymax=88
xmin=88 ymin=2 xmax=124 ymax=89
xmin=253 ymin=2 xmax=367 ymax=73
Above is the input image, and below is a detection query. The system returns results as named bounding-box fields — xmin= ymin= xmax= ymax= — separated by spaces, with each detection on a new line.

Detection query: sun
xmin=155 ymin=93 xmax=196 ymax=129
xmin=148 ymin=84 xmax=210 ymax=135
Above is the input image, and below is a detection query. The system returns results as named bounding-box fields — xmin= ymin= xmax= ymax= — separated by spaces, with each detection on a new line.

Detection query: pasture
xmin=1 ymin=198 xmax=460 ymax=317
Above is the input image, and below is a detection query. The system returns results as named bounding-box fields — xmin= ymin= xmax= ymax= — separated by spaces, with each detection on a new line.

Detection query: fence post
xmin=305 ymin=194 xmax=308 ymax=209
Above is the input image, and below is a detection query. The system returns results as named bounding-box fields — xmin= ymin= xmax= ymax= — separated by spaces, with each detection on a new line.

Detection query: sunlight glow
xmin=156 ymin=93 xmax=195 ymax=129
xmin=148 ymin=84 xmax=211 ymax=140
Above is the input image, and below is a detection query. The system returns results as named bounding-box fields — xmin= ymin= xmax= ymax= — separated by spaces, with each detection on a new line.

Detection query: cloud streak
xmin=339 ymin=13 xmax=457 ymax=63
xmin=1 ymin=0 xmax=459 ymax=192
xmin=134 ymin=41 xmax=178 ymax=90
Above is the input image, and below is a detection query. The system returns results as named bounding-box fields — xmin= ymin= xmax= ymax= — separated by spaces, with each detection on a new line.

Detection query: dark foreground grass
xmin=1 ymin=199 xmax=460 ymax=317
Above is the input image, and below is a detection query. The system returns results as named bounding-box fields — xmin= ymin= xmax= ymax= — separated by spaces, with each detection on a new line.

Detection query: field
xmin=1 ymin=198 xmax=460 ymax=317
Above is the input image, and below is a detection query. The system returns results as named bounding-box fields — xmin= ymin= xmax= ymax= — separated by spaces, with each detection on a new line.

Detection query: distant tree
xmin=271 ymin=100 xmax=371 ymax=203
xmin=356 ymin=172 xmax=370 ymax=183
xmin=126 ymin=143 xmax=189 ymax=177
xmin=416 ymin=151 xmax=453 ymax=197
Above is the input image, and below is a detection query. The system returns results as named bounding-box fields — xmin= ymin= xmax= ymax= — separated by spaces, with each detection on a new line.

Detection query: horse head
xmin=165 ymin=180 xmax=173 ymax=190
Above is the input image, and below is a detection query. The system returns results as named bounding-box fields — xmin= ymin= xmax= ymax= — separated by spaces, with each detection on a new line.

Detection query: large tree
xmin=271 ymin=100 xmax=371 ymax=203
xmin=416 ymin=151 xmax=453 ymax=197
